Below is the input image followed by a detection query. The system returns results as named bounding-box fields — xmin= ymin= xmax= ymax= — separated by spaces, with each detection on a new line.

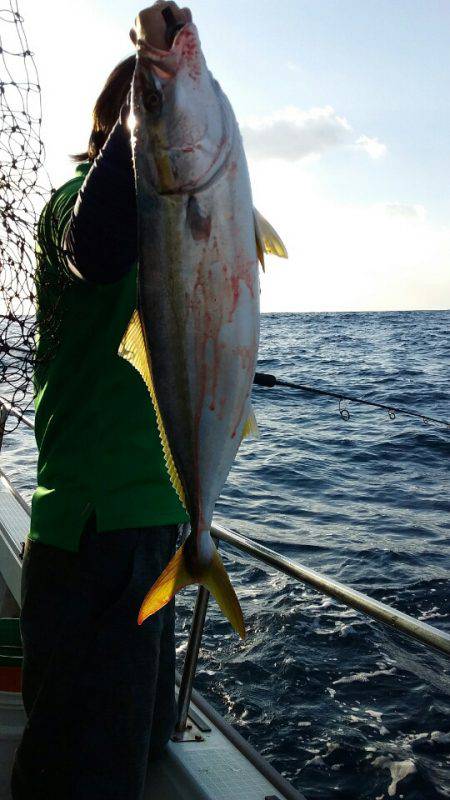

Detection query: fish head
xmin=131 ymin=22 xmax=230 ymax=194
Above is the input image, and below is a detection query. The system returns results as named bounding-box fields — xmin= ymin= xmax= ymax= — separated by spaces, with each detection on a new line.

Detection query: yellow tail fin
xmin=138 ymin=543 xmax=246 ymax=639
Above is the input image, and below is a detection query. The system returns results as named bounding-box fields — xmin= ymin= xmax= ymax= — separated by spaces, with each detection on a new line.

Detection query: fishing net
xmin=0 ymin=0 xmax=51 ymax=433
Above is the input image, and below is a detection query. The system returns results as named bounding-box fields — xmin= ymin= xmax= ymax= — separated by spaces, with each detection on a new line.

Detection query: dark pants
xmin=11 ymin=517 xmax=179 ymax=800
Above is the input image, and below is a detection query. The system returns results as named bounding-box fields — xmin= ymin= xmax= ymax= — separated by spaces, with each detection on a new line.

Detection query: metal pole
xmin=1 ymin=407 xmax=449 ymax=659
xmin=176 ymin=585 xmax=210 ymax=733
xmin=0 ymin=398 xmax=34 ymax=430
xmin=211 ymin=522 xmax=450 ymax=657
xmin=0 ymin=404 xmax=8 ymax=451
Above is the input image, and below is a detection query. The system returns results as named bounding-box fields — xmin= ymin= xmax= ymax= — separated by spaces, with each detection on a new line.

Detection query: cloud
xmin=382 ymin=202 xmax=427 ymax=221
xmin=355 ymin=135 xmax=387 ymax=159
xmin=247 ymin=158 xmax=450 ymax=312
xmin=241 ymin=105 xmax=386 ymax=162
xmin=285 ymin=61 xmax=302 ymax=73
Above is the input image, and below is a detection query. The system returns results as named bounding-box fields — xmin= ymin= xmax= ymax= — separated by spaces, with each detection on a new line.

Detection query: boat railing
xmin=0 ymin=398 xmax=34 ymax=441
xmin=1 ymin=397 xmax=449 ymax=736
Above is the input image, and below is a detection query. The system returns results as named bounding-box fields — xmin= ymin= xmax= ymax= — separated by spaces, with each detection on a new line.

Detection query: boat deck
xmin=0 ymin=470 xmax=305 ymax=800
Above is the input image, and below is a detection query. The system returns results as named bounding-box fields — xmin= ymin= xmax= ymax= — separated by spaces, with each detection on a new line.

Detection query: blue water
xmin=2 ymin=310 xmax=450 ymax=799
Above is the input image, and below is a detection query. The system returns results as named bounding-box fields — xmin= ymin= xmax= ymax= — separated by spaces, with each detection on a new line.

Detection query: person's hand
xmin=130 ymin=1 xmax=192 ymax=52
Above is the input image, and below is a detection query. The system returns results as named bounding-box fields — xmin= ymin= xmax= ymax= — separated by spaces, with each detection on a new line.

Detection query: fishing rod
xmin=253 ymin=372 xmax=450 ymax=430
xmin=2 ymin=359 xmax=448 ymax=430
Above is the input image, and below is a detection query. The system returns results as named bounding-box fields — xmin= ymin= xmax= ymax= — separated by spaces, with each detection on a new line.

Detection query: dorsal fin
xmin=254 ymin=207 xmax=288 ymax=271
xmin=118 ymin=309 xmax=186 ymax=509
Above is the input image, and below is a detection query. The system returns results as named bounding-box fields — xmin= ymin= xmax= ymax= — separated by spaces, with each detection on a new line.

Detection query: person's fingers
xmin=130 ymin=3 xmax=192 ymax=50
xmin=150 ymin=1 xmax=191 ymax=25
xmin=179 ymin=7 xmax=192 ymax=23
xmin=136 ymin=3 xmax=192 ymax=36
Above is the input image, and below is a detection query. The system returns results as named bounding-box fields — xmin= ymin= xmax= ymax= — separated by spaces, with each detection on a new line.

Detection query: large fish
xmin=119 ymin=17 xmax=287 ymax=638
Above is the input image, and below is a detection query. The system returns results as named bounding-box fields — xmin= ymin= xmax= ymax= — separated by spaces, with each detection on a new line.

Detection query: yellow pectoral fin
xmin=118 ymin=310 xmax=186 ymax=509
xmin=138 ymin=542 xmax=246 ymax=639
xmin=254 ymin=207 xmax=288 ymax=271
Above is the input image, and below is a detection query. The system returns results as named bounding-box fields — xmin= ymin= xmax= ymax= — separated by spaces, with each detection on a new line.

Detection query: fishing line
xmin=253 ymin=372 xmax=450 ymax=430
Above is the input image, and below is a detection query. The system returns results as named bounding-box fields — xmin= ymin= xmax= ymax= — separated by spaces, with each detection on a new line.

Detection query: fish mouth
xmin=161 ymin=5 xmax=191 ymax=49
xmin=136 ymin=22 xmax=198 ymax=80
xmin=134 ymin=20 xmax=232 ymax=194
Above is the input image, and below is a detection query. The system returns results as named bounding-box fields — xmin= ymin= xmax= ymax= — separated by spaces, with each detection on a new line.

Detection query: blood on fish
xmin=229 ymin=333 xmax=258 ymax=439
xmin=191 ymin=258 xmax=223 ymax=421
xmin=181 ymin=29 xmax=201 ymax=81
xmin=132 ymin=20 xmax=260 ymax=618
xmin=228 ymin=258 xmax=257 ymax=322
xmin=233 ymin=344 xmax=254 ymax=371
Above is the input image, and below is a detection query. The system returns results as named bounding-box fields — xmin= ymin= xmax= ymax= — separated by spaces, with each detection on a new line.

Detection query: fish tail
xmin=202 ymin=547 xmax=246 ymax=639
xmin=138 ymin=542 xmax=246 ymax=639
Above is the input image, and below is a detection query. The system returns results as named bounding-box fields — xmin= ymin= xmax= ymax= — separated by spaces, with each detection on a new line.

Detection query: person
xmin=11 ymin=3 xmax=192 ymax=798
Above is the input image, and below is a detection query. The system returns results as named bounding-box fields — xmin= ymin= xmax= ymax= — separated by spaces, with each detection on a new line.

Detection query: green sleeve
xmin=36 ymin=174 xmax=86 ymax=280
xmin=34 ymin=172 xmax=89 ymax=360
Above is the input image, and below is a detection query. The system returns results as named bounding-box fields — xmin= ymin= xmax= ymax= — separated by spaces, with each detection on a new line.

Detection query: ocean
xmin=1 ymin=309 xmax=449 ymax=799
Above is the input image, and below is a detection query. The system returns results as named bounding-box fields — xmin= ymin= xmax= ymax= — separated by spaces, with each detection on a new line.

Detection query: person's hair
xmin=71 ymin=55 xmax=136 ymax=163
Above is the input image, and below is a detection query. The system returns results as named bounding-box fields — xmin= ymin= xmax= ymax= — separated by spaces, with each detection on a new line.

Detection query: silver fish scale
xmin=133 ymin=76 xmax=259 ymax=540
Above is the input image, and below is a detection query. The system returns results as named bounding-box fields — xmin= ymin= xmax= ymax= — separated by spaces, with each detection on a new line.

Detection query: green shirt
xmin=30 ymin=161 xmax=188 ymax=552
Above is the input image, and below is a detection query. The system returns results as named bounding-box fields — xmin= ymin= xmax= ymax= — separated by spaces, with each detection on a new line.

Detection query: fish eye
xmin=143 ymin=90 xmax=162 ymax=114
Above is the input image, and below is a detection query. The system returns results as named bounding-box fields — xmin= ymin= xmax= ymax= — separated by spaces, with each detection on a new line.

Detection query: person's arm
xmin=64 ymin=2 xmax=192 ymax=284
xmin=63 ymin=101 xmax=138 ymax=284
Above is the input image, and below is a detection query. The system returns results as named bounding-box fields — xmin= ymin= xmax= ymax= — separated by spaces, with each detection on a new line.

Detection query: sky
xmin=20 ymin=0 xmax=450 ymax=313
